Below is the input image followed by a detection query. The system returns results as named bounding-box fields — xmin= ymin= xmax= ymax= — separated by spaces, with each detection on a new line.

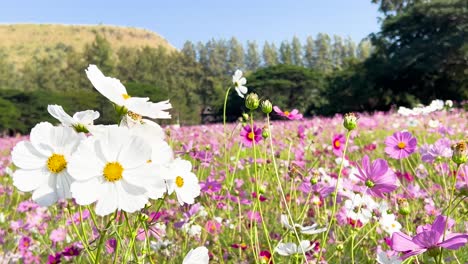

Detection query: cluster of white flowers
xmin=11 ymin=65 xmax=201 ymax=216
xmin=397 ymin=99 xmax=451 ymax=116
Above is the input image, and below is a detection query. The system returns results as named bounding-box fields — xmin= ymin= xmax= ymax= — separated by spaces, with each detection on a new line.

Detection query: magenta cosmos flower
xmin=384 ymin=131 xmax=417 ymax=159
xmin=391 ymin=215 xmax=468 ymax=260
xmin=240 ymin=125 xmax=262 ymax=148
xmin=355 ymin=155 xmax=397 ymax=198
xmin=332 ymin=134 xmax=346 ymax=157
xmin=273 ymin=106 xmax=303 ymax=120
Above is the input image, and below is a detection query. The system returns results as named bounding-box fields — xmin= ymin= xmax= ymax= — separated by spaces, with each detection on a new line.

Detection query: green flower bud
xmin=262 ymin=128 xmax=269 ymax=139
xmin=397 ymin=198 xmax=410 ymax=216
xmin=245 ymin=93 xmax=260 ymax=110
xmin=336 ymin=244 xmax=344 ymax=252
xmin=242 ymin=112 xmax=249 ymax=121
xmin=261 ymin=100 xmax=273 ymax=114
xmin=451 ymin=140 xmax=468 ymax=165
xmin=139 ymin=213 xmax=149 ymax=222
xmin=343 ymin=112 xmax=358 ymax=131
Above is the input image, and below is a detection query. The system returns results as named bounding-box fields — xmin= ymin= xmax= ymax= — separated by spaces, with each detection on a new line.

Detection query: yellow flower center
xmin=103 ymin=162 xmax=124 ymax=182
xmin=122 ymin=94 xmax=131 ymax=100
xmin=47 ymin=154 xmax=67 ymax=173
xmin=127 ymin=111 xmax=142 ymax=122
xmin=334 ymin=140 xmax=341 ymax=148
xmin=248 ymin=132 xmax=255 ymax=140
xmin=397 ymin=142 xmax=406 ymax=149
xmin=284 ymin=111 xmax=290 ymax=116
xmin=175 ymin=176 xmax=184 ymax=188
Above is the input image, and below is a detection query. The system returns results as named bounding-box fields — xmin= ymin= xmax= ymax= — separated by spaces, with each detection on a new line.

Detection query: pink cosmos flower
xmin=273 ymin=106 xmax=303 ymax=120
xmin=355 ymin=155 xmax=397 ymax=198
xmin=420 ymin=138 xmax=452 ymax=163
xmin=18 ymin=236 xmax=32 ymax=254
xmin=332 ymin=134 xmax=346 ymax=157
xmin=240 ymin=125 xmax=262 ymax=148
xmin=391 ymin=215 xmax=468 ymax=260
xmin=384 ymin=131 xmax=417 ymax=159
xmin=50 ymin=228 xmax=67 ymax=243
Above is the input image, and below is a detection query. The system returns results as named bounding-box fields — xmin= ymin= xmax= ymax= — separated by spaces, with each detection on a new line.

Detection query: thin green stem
xmin=266 ymin=114 xmax=308 ymax=263
xmin=317 ymin=131 xmax=351 ymax=261
xmin=437 ymin=164 xmax=461 ymax=264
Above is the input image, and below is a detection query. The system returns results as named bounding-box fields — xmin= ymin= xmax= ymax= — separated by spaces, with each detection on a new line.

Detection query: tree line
xmin=0 ymin=0 xmax=466 ymax=134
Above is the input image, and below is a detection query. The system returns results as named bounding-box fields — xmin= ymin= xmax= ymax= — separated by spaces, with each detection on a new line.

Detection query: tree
xmin=279 ymin=40 xmax=293 ymax=65
xmin=83 ymin=34 xmax=115 ymax=74
xmin=331 ymin=35 xmax=345 ymax=70
xmin=369 ymin=0 xmax=468 ymax=102
xmin=246 ymin=41 xmax=261 ymax=71
xmin=314 ymin=33 xmax=333 ymax=73
xmin=228 ymin=37 xmax=244 ymax=70
xmin=246 ymin=65 xmax=327 ymax=116
xmin=291 ymin=36 xmax=303 ymax=66
xmin=304 ymin=36 xmax=315 ymax=68
xmin=262 ymin=41 xmax=278 ymax=67
xmin=357 ymin=40 xmax=372 ymax=60
xmin=181 ymin=41 xmax=197 ymax=61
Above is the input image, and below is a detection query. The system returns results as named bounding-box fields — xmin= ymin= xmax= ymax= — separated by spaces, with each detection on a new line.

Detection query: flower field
xmin=0 ymin=67 xmax=467 ymax=264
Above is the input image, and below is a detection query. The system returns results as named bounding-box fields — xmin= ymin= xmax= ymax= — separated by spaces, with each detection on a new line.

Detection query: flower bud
xmin=451 ymin=140 xmax=468 ymax=165
xmin=242 ymin=112 xmax=249 ymax=122
xmin=397 ymin=198 xmax=410 ymax=216
xmin=245 ymin=93 xmax=260 ymax=110
xmin=343 ymin=112 xmax=358 ymax=131
xmin=262 ymin=128 xmax=269 ymax=139
xmin=261 ymin=100 xmax=273 ymax=114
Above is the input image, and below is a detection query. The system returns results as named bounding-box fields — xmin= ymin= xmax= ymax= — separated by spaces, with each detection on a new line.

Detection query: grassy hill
xmin=0 ymin=24 xmax=176 ymax=66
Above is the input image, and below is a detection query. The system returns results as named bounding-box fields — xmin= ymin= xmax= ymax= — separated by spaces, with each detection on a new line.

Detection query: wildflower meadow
xmin=0 ymin=65 xmax=467 ymax=264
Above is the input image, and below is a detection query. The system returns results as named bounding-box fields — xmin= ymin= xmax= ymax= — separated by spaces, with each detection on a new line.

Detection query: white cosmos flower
xmin=165 ymin=159 xmax=200 ymax=205
xmin=85 ymin=64 xmax=172 ymax=119
xmin=68 ymin=125 xmax=153 ymax=216
xmin=275 ymin=240 xmax=314 ymax=256
xmin=232 ymin=69 xmax=248 ymax=98
xmin=11 ymin=122 xmax=84 ymax=206
xmin=379 ymin=213 xmax=402 ymax=235
xmin=344 ymin=193 xmax=376 ymax=225
xmin=47 ymin=104 xmax=100 ymax=132
xmin=182 ymin=246 xmax=209 ymax=264
xmin=280 ymin=215 xmax=326 ymax=235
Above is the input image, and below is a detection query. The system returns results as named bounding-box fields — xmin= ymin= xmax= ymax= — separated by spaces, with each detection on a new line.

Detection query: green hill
xmin=0 ymin=24 xmax=176 ymax=66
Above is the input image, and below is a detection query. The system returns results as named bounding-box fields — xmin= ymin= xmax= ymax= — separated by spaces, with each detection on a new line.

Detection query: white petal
xmin=72 ymin=110 xmax=100 ymax=125
xmin=47 ymin=105 xmax=75 ymax=126
xmin=13 ymin=168 xmax=50 ymax=192
xmin=85 ymin=65 xmax=127 ymax=106
xmin=235 ymin=87 xmax=245 ymax=98
xmin=68 ymin=138 xmax=105 ymax=181
xmin=30 ymin=122 xmax=55 ymax=155
xmin=70 ymin=178 xmax=102 ymax=205
xmin=95 ymin=182 xmax=118 ymax=216
xmin=238 ymin=85 xmax=248 ymax=94
xmin=145 ymin=175 xmax=166 ymax=200
xmin=123 ymin=164 xmax=153 ymax=187
xmin=32 ymin=175 xmax=58 ymax=206
xmin=239 ymin=77 xmax=247 ymax=86
xmin=150 ymin=140 xmax=173 ymax=166
xmin=99 ymin=126 xmax=128 ymax=162
xmin=55 ymin=172 xmax=73 ymax=199
xmin=11 ymin=141 xmax=47 ymax=169
xmin=183 ymin=246 xmax=209 ymax=264
xmin=118 ymin=135 xmax=151 ymax=169
xmin=118 ymin=181 xmax=148 ymax=213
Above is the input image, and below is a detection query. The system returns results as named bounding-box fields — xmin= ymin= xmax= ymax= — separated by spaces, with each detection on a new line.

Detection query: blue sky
xmin=1 ymin=0 xmax=382 ymax=49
